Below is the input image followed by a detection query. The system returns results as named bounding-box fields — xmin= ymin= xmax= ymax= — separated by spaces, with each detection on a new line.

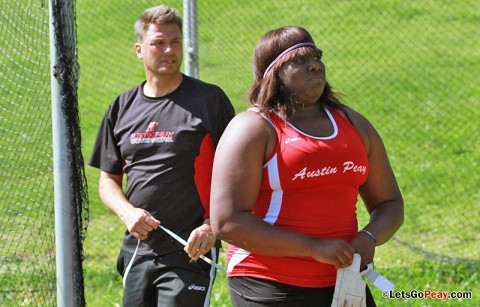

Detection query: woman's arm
xmin=347 ymin=110 xmax=404 ymax=266
xmin=210 ymin=111 xmax=355 ymax=268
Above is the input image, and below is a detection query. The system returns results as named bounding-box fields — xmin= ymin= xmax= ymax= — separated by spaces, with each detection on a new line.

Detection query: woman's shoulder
xmin=229 ymin=108 xmax=275 ymax=131
xmin=227 ymin=108 xmax=278 ymax=145
xmin=341 ymin=107 xmax=369 ymax=127
xmin=341 ymin=107 xmax=379 ymax=154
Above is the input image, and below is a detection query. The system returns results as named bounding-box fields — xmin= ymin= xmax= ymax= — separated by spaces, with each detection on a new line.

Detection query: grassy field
xmin=75 ymin=1 xmax=479 ymax=306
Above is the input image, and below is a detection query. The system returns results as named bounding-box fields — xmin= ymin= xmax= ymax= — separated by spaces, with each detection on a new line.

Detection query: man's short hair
xmin=134 ymin=5 xmax=182 ymax=43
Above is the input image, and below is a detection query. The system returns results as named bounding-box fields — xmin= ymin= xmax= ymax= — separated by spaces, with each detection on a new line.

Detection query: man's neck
xmin=143 ymin=73 xmax=183 ymax=97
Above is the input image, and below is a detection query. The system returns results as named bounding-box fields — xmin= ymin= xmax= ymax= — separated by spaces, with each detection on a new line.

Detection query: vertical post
xmin=183 ymin=0 xmax=199 ymax=78
xmin=49 ymin=0 xmax=77 ymax=306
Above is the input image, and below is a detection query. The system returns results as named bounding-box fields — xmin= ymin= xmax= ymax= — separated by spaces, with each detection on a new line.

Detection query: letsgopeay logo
xmin=130 ymin=122 xmax=175 ymax=144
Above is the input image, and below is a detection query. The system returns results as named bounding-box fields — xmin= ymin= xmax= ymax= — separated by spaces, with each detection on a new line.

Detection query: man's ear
xmin=135 ymin=43 xmax=143 ymax=59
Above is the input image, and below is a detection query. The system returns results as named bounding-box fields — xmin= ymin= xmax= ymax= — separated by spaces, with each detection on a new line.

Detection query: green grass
xmin=73 ymin=1 xmax=480 ymax=306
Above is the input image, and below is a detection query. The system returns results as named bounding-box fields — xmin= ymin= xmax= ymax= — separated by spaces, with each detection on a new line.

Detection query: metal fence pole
xmin=183 ymin=0 xmax=198 ymax=78
xmin=49 ymin=0 xmax=77 ymax=305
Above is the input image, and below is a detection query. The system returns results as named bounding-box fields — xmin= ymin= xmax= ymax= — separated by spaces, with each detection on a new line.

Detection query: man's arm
xmin=99 ymin=171 xmax=160 ymax=240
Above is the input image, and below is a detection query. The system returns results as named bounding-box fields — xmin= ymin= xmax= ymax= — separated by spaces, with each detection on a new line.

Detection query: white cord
xmin=361 ymin=262 xmax=394 ymax=292
xmin=122 ymin=239 xmax=141 ymax=288
xmin=159 ymin=225 xmax=226 ymax=273
xmin=122 ymin=225 xmax=226 ymax=288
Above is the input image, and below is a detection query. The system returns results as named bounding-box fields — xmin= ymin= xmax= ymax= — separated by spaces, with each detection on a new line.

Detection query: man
xmin=88 ymin=5 xmax=235 ymax=306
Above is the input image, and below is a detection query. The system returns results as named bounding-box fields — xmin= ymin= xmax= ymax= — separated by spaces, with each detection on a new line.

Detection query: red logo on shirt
xmin=130 ymin=122 xmax=175 ymax=144
xmin=146 ymin=122 xmax=159 ymax=132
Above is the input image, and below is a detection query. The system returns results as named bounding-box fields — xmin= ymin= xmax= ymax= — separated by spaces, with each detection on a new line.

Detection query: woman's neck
xmin=292 ymin=103 xmax=324 ymax=119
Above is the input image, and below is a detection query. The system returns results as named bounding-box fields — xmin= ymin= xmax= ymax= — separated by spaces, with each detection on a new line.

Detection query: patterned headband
xmin=262 ymin=42 xmax=316 ymax=78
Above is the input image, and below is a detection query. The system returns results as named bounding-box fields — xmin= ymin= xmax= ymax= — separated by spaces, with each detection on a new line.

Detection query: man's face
xmin=135 ymin=23 xmax=183 ymax=77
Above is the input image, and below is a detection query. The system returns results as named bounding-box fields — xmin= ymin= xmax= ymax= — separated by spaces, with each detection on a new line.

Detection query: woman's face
xmin=278 ymin=52 xmax=326 ymax=106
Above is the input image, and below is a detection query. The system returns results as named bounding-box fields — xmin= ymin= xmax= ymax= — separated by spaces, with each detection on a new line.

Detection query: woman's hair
xmin=247 ymin=26 xmax=346 ymax=119
xmin=134 ymin=5 xmax=182 ymax=43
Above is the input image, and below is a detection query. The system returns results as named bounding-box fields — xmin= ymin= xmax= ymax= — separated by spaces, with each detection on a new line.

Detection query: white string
xmin=159 ymin=225 xmax=226 ymax=273
xmin=122 ymin=238 xmax=141 ymax=288
xmin=122 ymin=225 xmax=226 ymax=288
xmin=361 ymin=263 xmax=394 ymax=292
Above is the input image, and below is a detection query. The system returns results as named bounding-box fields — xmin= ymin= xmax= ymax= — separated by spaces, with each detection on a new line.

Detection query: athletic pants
xmin=117 ymin=248 xmax=218 ymax=307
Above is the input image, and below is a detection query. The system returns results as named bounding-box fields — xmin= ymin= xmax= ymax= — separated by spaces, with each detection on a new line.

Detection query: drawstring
xmin=122 ymin=239 xmax=141 ymax=288
xmin=122 ymin=225 xmax=227 ymax=288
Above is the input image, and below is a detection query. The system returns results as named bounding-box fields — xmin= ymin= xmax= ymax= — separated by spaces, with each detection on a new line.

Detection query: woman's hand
xmin=310 ymin=238 xmax=356 ymax=269
xmin=350 ymin=232 xmax=376 ymax=268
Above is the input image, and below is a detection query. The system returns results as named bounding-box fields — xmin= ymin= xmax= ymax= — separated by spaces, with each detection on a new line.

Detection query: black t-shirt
xmin=89 ymin=75 xmax=235 ymax=256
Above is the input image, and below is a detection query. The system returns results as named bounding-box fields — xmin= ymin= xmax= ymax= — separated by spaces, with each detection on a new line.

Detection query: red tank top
xmin=227 ymin=107 xmax=369 ymax=287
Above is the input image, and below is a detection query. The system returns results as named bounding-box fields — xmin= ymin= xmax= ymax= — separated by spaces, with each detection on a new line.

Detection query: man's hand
xmin=185 ymin=222 xmax=216 ymax=260
xmin=122 ymin=207 xmax=160 ymax=240
xmin=99 ymin=171 xmax=160 ymax=241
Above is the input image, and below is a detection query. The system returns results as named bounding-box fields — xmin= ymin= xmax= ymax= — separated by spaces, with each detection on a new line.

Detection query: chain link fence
xmin=2 ymin=0 xmax=477 ymax=305
xmin=1 ymin=0 xmax=86 ymax=305
xmin=76 ymin=0 xmax=479 ymax=304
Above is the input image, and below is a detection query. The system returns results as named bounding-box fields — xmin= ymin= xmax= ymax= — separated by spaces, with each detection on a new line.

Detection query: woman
xmin=210 ymin=26 xmax=404 ymax=306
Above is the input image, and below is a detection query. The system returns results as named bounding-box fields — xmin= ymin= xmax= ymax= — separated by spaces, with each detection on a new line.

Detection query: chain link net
xmin=2 ymin=0 xmax=476 ymax=304
xmin=76 ymin=0 xmax=478 ymax=304
xmin=0 ymin=0 xmax=56 ymax=305
xmin=200 ymin=0 xmax=480 ymax=264
xmin=1 ymin=0 xmax=87 ymax=305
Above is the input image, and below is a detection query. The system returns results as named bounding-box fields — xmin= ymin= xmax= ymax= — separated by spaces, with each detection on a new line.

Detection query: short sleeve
xmin=88 ymin=103 xmax=124 ymax=175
